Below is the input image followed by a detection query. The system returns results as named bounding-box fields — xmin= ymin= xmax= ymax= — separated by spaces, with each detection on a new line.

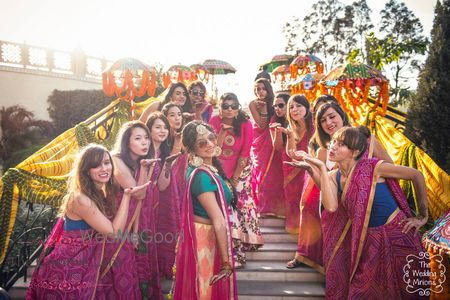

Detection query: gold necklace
xmin=202 ymin=163 xmax=218 ymax=174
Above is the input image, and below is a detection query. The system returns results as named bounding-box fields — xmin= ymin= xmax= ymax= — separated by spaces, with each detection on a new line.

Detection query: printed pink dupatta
xmin=321 ymin=157 xmax=415 ymax=299
xmin=173 ymin=167 xmax=237 ymax=300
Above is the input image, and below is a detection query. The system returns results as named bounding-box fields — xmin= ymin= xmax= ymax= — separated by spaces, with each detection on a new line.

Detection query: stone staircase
xmin=7 ymin=217 xmax=325 ymax=299
xmin=236 ymin=217 xmax=325 ymax=299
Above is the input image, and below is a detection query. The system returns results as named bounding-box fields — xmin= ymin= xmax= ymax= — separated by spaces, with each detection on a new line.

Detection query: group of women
xmin=27 ymin=78 xmax=431 ymax=299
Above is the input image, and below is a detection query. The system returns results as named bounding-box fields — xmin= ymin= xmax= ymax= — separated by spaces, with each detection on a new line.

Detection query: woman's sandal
xmin=286 ymin=259 xmax=304 ymax=269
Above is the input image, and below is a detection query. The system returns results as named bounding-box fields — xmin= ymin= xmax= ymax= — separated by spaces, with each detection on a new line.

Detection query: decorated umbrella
xmin=290 ymin=72 xmax=326 ymax=101
xmin=163 ymin=64 xmax=194 ymax=87
xmin=261 ymin=54 xmax=294 ymax=73
xmin=202 ymin=59 xmax=236 ymax=103
xmin=319 ymin=62 xmax=389 ymax=125
xmin=190 ymin=63 xmax=209 ymax=82
xmin=102 ymin=57 xmax=157 ymax=119
xmin=290 ymin=54 xmax=324 ymax=79
xmin=271 ymin=64 xmax=290 ymax=83
xmin=203 ymin=59 xmax=236 ymax=75
xmin=423 ymin=208 xmax=450 ymax=256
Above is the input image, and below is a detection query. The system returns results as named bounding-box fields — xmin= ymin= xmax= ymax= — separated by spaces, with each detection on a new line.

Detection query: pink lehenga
xmin=26 ymin=218 xmax=105 ymax=300
xmin=156 ymin=153 xmax=187 ymax=278
xmin=210 ymin=116 xmax=264 ymax=264
xmin=251 ymin=120 xmax=285 ymax=217
xmin=172 ymin=167 xmax=237 ymax=300
xmin=282 ymin=128 xmax=311 ymax=234
xmin=321 ymin=158 xmax=428 ymax=299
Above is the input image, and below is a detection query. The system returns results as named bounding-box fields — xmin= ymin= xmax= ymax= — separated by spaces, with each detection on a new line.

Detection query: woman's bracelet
xmin=220 ymin=261 xmax=233 ymax=271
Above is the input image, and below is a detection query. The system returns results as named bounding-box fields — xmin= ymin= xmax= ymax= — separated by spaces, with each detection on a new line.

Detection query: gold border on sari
xmin=350 ymin=159 xmax=384 ymax=282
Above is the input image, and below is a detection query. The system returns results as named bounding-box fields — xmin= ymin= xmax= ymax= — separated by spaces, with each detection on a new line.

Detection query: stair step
xmin=258 ymin=217 xmax=285 ymax=228
xmin=237 ymin=280 xmax=325 ymax=299
xmin=237 ymin=261 xmax=324 ymax=282
xmin=8 ymin=277 xmax=29 ymax=300
xmin=247 ymin=243 xmax=297 ymax=261
xmin=260 ymin=227 xmax=297 ymax=243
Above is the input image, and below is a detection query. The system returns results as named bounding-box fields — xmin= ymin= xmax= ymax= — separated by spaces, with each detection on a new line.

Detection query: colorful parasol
xmin=261 ymin=54 xmax=294 ymax=73
xmin=163 ymin=64 xmax=194 ymax=87
xmin=318 ymin=62 xmax=390 ymax=125
xmin=202 ymin=59 xmax=236 ymax=75
xmin=290 ymin=54 xmax=324 ymax=78
xmin=322 ymin=63 xmax=387 ymax=87
xmin=423 ymin=209 xmax=450 ymax=255
xmin=190 ymin=63 xmax=209 ymax=82
xmin=102 ymin=57 xmax=157 ymax=119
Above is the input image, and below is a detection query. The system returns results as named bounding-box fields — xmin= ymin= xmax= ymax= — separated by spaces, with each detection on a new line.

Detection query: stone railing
xmin=0 ymin=39 xmax=112 ymax=81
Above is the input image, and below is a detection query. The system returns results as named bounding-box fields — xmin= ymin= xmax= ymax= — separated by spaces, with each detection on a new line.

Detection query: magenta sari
xmin=135 ymin=163 xmax=163 ymax=299
xmin=97 ymin=189 xmax=141 ymax=300
xmin=294 ymin=172 xmax=324 ymax=273
xmin=156 ymin=153 xmax=187 ymax=278
xmin=27 ymin=218 xmax=105 ymax=300
xmin=251 ymin=119 xmax=285 ymax=217
xmin=172 ymin=167 xmax=237 ymax=300
xmin=282 ymin=128 xmax=311 ymax=233
xmin=321 ymin=158 xmax=428 ymax=299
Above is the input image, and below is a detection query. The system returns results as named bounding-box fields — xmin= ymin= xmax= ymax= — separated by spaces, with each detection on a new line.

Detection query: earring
xmin=191 ymin=155 xmax=203 ymax=167
xmin=214 ymin=146 xmax=222 ymax=157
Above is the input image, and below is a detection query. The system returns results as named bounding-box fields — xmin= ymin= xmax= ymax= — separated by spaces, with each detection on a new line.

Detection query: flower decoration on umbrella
xmin=423 ymin=208 xmax=450 ymax=256
xmin=290 ymin=54 xmax=324 ymax=80
xmin=290 ymin=72 xmax=326 ymax=101
xmin=163 ymin=64 xmax=193 ymax=88
xmin=261 ymin=54 xmax=294 ymax=73
xmin=271 ymin=64 xmax=290 ymax=83
xmin=190 ymin=63 xmax=209 ymax=82
xmin=320 ymin=62 xmax=389 ymax=125
xmin=102 ymin=57 xmax=157 ymax=119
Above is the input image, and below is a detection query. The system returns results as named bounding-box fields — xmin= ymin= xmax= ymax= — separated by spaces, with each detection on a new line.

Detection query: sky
xmin=0 ymin=0 xmax=437 ymax=104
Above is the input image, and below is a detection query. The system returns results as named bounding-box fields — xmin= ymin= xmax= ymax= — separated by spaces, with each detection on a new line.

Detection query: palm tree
xmin=0 ymin=105 xmax=54 ymax=165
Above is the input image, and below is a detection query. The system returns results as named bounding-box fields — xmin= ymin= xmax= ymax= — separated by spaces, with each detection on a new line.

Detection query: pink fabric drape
xmin=173 ymin=167 xmax=237 ymax=300
xmin=322 ymin=158 xmax=427 ymax=299
xmin=251 ymin=121 xmax=285 ymax=217
xmin=282 ymin=128 xmax=311 ymax=233
xmin=156 ymin=154 xmax=187 ymax=278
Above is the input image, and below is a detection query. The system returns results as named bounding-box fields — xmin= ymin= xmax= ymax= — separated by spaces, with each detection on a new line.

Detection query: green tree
xmin=0 ymin=105 xmax=54 ymax=164
xmin=282 ymin=0 xmax=373 ymax=70
xmin=47 ymin=90 xmax=114 ymax=135
xmin=378 ymin=0 xmax=429 ymax=105
xmin=405 ymin=0 xmax=450 ymax=173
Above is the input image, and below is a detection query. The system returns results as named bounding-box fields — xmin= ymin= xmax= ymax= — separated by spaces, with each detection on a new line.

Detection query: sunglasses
xmin=272 ymin=103 xmax=285 ymax=109
xmin=196 ymin=133 xmax=217 ymax=149
xmin=221 ymin=103 xmax=240 ymax=110
xmin=191 ymin=90 xmax=205 ymax=96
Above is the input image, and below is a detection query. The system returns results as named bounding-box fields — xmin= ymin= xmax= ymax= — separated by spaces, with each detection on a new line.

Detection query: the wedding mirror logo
xmin=403 ymin=251 xmax=446 ymax=296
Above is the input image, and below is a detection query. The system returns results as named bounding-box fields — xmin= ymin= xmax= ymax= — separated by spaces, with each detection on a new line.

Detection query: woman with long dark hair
xmin=112 ymin=121 xmax=160 ymax=297
xmin=264 ymin=91 xmax=290 ymax=217
xmin=277 ymin=94 xmax=314 ymax=233
xmin=172 ymin=121 xmax=237 ymax=300
xmin=209 ymin=92 xmax=264 ymax=267
xmin=248 ymin=78 xmax=284 ymax=216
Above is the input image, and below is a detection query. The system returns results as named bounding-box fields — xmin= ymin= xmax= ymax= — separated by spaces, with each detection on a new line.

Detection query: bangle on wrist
xmin=220 ymin=261 xmax=233 ymax=271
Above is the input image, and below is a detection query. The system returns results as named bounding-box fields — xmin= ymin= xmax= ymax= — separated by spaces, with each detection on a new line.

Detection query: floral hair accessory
xmin=196 ymin=124 xmax=209 ymax=135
